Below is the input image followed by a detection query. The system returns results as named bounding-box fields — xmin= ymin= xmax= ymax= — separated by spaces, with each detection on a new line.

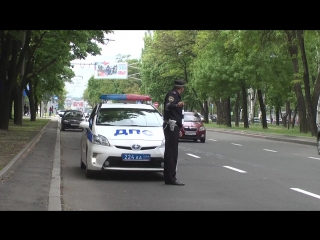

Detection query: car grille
xmin=69 ymin=120 xmax=81 ymax=123
xmin=183 ymin=127 xmax=197 ymax=131
xmin=104 ymin=157 xmax=163 ymax=168
xmin=114 ymin=146 xmax=157 ymax=150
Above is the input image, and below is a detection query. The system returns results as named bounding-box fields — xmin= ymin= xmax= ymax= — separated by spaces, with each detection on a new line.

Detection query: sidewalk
xmin=0 ymin=119 xmax=317 ymax=210
xmin=0 ymin=118 xmax=60 ymax=211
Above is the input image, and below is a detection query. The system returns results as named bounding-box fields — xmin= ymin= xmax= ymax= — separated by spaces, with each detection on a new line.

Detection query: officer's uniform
xmin=162 ymin=80 xmax=185 ymax=185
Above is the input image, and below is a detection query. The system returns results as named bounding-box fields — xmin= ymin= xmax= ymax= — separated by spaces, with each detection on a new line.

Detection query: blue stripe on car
xmin=87 ymin=129 xmax=93 ymax=142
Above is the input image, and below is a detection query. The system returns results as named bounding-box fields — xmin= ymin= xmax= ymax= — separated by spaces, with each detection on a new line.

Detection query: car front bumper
xmin=181 ymin=130 xmax=206 ymax=140
xmin=85 ymin=141 xmax=164 ymax=172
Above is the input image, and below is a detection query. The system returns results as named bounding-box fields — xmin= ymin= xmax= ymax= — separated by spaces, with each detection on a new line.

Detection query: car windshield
xmin=96 ymin=108 xmax=163 ymax=127
xmin=184 ymin=114 xmax=201 ymax=122
xmin=64 ymin=111 xmax=83 ymax=118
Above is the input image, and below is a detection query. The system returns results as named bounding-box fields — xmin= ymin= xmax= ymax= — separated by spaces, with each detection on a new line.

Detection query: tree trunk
xmin=0 ymin=32 xmax=13 ymax=130
xmin=286 ymin=30 xmax=308 ymax=133
xmin=203 ymin=100 xmax=209 ymax=123
xmin=9 ymin=92 xmax=14 ymax=119
xmin=27 ymin=78 xmax=37 ymax=121
xmin=297 ymin=30 xmax=316 ymax=136
xmin=257 ymin=89 xmax=267 ymax=129
xmin=275 ymin=107 xmax=280 ymax=125
xmin=234 ymin=90 xmax=240 ymax=127
xmin=183 ymin=65 xmax=205 ymax=117
xmin=13 ymin=86 xmax=23 ymax=125
xmin=224 ymin=97 xmax=232 ymax=127
xmin=292 ymin=104 xmax=298 ymax=128
xmin=311 ymin=69 xmax=320 ymax=135
xmin=286 ymin=101 xmax=291 ymax=130
xmin=249 ymin=88 xmax=257 ymax=124
xmin=241 ymin=84 xmax=249 ymax=128
xmin=215 ymin=100 xmax=223 ymax=125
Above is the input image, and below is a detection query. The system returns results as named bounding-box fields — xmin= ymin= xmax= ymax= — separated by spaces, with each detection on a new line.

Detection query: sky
xmin=66 ymin=30 xmax=148 ymax=98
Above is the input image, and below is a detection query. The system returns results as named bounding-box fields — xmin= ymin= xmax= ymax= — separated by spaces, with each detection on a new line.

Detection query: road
xmin=60 ymin=129 xmax=320 ymax=210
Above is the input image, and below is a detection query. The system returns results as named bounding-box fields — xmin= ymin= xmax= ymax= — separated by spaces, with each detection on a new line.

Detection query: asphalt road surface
xmin=60 ymin=129 xmax=320 ymax=211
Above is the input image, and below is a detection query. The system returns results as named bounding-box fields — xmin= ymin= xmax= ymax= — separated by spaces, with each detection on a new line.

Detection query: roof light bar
xmin=100 ymin=94 xmax=152 ymax=101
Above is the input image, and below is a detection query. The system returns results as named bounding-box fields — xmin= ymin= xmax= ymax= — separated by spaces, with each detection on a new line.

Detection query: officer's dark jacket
xmin=163 ymin=88 xmax=183 ymax=130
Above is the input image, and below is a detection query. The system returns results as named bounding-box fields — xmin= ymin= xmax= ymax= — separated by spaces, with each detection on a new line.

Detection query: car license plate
xmin=122 ymin=154 xmax=151 ymax=161
xmin=71 ymin=124 xmax=79 ymax=126
xmin=185 ymin=131 xmax=196 ymax=135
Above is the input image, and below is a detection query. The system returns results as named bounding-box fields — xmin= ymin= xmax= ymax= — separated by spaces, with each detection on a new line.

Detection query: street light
xmin=102 ymin=38 xmax=115 ymax=45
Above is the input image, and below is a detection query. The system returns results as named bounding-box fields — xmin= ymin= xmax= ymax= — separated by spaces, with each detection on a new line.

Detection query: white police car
xmin=79 ymin=94 xmax=165 ymax=178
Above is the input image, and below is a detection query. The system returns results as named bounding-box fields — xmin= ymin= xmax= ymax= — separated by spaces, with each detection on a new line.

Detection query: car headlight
xmin=92 ymin=134 xmax=110 ymax=146
xmin=199 ymin=126 xmax=205 ymax=131
xmin=160 ymin=139 xmax=165 ymax=148
xmin=63 ymin=120 xmax=69 ymax=123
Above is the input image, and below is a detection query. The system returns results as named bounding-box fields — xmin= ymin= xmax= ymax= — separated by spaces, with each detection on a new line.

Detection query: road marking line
xmin=231 ymin=143 xmax=242 ymax=146
xmin=308 ymin=157 xmax=320 ymax=160
xmin=223 ymin=166 xmax=247 ymax=173
xmin=290 ymin=188 xmax=320 ymax=200
xmin=263 ymin=149 xmax=278 ymax=152
xmin=209 ymin=139 xmax=217 ymax=141
xmin=186 ymin=153 xmax=201 ymax=158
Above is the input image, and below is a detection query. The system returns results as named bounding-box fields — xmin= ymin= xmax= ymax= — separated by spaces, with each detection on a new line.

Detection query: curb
xmin=206 ymin=128 xmax=317 ymax=146
xmin=0 ymin=119 xmax=52 ymax=180
xmin=48 ymin=126 xmax=61 ymax=211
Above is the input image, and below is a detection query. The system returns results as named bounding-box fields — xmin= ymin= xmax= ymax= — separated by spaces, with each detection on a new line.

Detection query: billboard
xmin=94 ymin=61 xmax=128 ymax=79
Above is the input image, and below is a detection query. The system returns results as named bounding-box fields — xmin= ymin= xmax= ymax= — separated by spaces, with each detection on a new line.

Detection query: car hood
xmin=94 ymin=125 xmax=164 ymax=141
xmin=183 ymin=121 xmax=202 ymax=128
xmin=63 ymin=116 xmax=84 ymax=120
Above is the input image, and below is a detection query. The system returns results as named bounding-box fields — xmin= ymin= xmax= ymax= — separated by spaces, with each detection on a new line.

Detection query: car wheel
xmin=200 ymin=138 xmax=206 ymax=143
xmin=317 ymin=136 xmax=320 ymax=155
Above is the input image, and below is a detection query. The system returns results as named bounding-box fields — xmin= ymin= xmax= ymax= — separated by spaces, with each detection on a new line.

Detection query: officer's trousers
xmin=163 ymin=123 xmax=180 ymax=183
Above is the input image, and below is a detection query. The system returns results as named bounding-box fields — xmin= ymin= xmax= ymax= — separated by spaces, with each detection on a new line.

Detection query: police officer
xmin=162 ymin=79 xmax=185 ymax=186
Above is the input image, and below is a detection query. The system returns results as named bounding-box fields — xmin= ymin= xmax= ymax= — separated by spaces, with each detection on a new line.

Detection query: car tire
xmin=200 ymin=138 xmax=206 ymax=143
xmin=86 ymin=167 xmax=94 ymax=178
xmin=317 ymin=136 xmax=320 ymax=155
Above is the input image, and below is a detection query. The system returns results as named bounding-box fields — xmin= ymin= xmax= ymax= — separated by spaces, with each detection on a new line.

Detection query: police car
xmin=79 ymin=94 xmax=165 ymax=178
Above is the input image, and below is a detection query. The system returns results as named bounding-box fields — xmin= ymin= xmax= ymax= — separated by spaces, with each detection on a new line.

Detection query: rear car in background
xmin=59 ymin=109 xmax=85 ymax=131
xmin=79 ymin=94 xmax=165 ymax=178
xmin=181 ymin=111 xmax=206 ymax=143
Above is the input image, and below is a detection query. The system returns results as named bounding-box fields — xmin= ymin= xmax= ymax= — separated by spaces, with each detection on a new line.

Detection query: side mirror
xmin=80 ymin=121 xmax=90 ymax=129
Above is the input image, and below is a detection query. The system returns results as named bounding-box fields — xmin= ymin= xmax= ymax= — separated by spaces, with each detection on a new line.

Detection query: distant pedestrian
xmin=270 ymin=116 xmax=273 ymax=124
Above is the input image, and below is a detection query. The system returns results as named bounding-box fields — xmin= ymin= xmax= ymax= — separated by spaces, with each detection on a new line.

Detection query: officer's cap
xmin=174 ymin=79 xmax=186 ymax=87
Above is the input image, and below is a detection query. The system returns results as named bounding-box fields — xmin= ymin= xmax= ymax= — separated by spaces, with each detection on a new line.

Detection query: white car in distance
xmin=79 ymin=94 xmax=165 ymax=178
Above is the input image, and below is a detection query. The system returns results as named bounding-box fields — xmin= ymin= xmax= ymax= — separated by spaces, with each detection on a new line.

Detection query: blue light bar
xmin=100 ymin=94 xmax=151 ymax=101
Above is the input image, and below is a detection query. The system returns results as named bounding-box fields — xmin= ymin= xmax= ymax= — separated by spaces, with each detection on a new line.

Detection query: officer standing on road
xmin=162 ymin=79 xmax=186 ymax=186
